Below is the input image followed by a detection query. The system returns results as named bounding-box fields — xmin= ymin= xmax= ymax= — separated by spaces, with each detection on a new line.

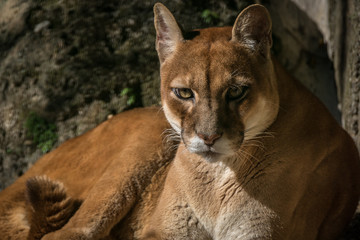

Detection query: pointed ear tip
xmin=236 ymin=4 xmax=272 ymax=31
xmin=242 ymin=4 xmax=271 ymax=19
xmin=153 ymin=3 xmax=160 ymax=14
xmin=153 ymin=2 xmax=167 ymax=13
xmin=244 ymin=4 xmax=268 ymax=12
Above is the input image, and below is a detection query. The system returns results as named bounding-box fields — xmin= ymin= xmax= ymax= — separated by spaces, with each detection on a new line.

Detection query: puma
xmin=0 ymin=3 xmax=359 ymax=240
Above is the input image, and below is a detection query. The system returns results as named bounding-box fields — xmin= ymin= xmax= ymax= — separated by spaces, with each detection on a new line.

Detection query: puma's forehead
xmin=186 ymin=27 xmax=232 ymax=42
xmin=161 ymin=27 xmax=256 ymax=88
xmin=171 ymin=27 xmax=252 ymax=64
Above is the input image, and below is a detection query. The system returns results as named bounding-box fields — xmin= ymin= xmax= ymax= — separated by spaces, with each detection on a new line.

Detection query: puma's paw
xmin=41 ymin=228 xmax=88 ymax=240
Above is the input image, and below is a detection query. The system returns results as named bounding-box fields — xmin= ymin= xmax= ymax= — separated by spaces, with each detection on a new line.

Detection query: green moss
xmin=120 ymin=87 xmax=136 ymax=106
xmin=201 ymin=9 xmax=219 ymax=24
xmin=24 ymin=112 xmax=58 ymax=153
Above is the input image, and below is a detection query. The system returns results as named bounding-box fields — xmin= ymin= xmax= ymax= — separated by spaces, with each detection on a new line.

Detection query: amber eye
xmin=172 ymin=88 xmax=194 ymax=100
xmin=226 ymin=86 xmax=249 ymax=101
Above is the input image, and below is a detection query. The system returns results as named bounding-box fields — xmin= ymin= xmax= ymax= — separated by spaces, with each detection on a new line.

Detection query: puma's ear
xmin=154 ymin=3 xmax=184 ymax=64
xmin=232 ymin=4 xmax=272 ymax=57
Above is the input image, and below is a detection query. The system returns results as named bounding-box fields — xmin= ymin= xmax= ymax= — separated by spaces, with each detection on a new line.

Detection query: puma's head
xmin=154 ymin=3 xmax=279 ymax=162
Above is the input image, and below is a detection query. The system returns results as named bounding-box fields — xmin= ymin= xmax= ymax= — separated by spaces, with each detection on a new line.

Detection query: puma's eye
xmin=226 ymin=86 xmax=249 ymax=101
xmin=173 ymin=88 xmax=194 ymax=100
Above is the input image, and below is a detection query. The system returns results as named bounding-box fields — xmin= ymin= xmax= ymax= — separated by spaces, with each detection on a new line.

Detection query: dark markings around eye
xmin=172 ymin=88 xmax=194 ymax=100
xmin=226 ymin=86 xmax=249 ymax=101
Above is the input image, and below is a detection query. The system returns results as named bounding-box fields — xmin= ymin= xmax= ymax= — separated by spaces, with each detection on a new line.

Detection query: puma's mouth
xmin=183 ymin=135 xmax=234 ymax=162
xmin=185 ymin=143 xmax=223 ymax=162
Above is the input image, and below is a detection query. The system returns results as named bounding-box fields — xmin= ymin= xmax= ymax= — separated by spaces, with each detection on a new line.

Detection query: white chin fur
xmin=187 ymin=136 xmax=231 ymax=154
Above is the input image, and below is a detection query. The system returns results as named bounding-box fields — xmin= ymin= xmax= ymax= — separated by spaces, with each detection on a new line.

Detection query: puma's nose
xmin=197 ymin=133 xmax=222 ymax=146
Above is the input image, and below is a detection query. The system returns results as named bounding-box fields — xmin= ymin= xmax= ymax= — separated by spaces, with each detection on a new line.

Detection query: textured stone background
xmin=0 ymin=0 xmax=359 ymax=238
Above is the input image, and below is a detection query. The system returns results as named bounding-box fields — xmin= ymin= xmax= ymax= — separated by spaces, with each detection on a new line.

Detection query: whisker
xmin=244 ymin=139 xmax=265 ymax=146
xmin=236 ymin=148 xmax=260 ymax=165
xmin=161 ymin=128 xmax=182 ymax=154
xmin=243 ymin=126 xmax=276 ymax=139
xmin=241 ymin=143 xmax=265 ymax=151
xmin=157 ymin=106 xmax=164 ymax=115
xmin=243 ymin=150 xmax=260 ymax=164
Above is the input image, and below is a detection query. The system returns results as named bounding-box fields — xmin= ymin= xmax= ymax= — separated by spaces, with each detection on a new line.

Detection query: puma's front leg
xmin=41 ymin=177 xmax=136 ymax=240
xmin=41 ymin=229 xmax=89 ymax=240
xmin=42 ymin=150 xmax=173 ymax=239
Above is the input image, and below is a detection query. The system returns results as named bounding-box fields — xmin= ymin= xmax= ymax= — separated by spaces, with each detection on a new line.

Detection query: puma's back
xmin=0 ymin=107 xmax=176 ymax=240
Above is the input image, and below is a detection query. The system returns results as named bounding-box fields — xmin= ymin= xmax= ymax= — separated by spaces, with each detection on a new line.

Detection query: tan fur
xmin=0 ymin=3 xmax=359 ymax=240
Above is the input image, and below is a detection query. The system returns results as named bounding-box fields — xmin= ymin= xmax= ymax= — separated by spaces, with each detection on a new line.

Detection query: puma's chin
xmin=197 ymin=151 xmax=224 ymax=163
xmin=188 ymin=147 xmax=234 ymax=163
xmin=184 ymin=136 xmax=237 ymax=162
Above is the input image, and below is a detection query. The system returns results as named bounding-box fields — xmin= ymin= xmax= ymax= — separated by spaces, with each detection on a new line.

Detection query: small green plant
xmin=24 ymin=112 xmax=58 ymax=153
xmin=201 ymin=9 xmax=219 ymax=24
xmin=120 ymin=87 xmax=136 ymax=106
